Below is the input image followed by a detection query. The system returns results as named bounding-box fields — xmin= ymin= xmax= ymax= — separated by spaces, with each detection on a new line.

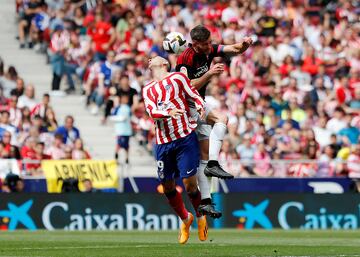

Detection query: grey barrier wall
xmin=0 ymin=193 xmax=359 ymax=231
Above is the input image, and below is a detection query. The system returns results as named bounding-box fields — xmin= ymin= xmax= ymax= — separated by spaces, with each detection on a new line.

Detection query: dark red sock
xmin=188 ymin=190 xmax=202 ymax=217
xmin=165 ymin=190 xmax=188 ymax=220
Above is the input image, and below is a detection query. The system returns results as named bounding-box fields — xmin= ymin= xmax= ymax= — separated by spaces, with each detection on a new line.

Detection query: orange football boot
xmin=178 ymin=212 xmax=194 ymax=244
xmin=197 ymin=215 xmax=208 ymax=241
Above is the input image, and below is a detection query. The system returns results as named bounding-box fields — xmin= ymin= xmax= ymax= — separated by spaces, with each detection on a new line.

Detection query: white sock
xmin=209 ymin=122 xmax=227 ymax=161
xmin=197 ymin=160 xmax=211 ymax=200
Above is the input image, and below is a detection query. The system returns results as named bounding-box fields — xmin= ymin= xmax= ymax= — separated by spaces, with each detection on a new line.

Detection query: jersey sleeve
xmin=212 ymin=44 xmax=225 ymax=57
xmin=176 ymin=48 xmax=193 ymax=69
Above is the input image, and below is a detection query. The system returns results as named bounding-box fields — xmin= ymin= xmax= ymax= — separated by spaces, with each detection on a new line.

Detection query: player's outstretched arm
xmin=223 ymin=37 xmax=253 ymax=55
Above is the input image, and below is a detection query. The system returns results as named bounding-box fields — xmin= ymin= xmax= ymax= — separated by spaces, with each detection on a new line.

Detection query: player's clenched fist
xmin=243 ymin=37 xmax=253 ymax=47
xmin=209 ymin=63 xmax=224 ymax=76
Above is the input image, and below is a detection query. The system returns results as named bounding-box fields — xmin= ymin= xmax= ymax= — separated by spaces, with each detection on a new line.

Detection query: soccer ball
xmin=162 ymin=32 xmax=187 ymax=54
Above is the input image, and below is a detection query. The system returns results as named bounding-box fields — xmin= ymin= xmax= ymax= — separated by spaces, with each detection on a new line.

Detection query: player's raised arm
xmin=222 ymin=37 xmax=253 ymax=55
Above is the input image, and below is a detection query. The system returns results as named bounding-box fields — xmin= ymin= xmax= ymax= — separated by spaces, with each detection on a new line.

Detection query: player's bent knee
xmin=183 ymin=176 xmax=198 ymax=193
xmin=185 ymin=183 xmax=198 ymax=194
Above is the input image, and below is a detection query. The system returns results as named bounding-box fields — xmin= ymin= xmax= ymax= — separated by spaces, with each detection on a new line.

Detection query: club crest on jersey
xmin=158 ymin=170 xmax=164 ymax=179
xmin=165 ymin=85 xmax=171 ymax=91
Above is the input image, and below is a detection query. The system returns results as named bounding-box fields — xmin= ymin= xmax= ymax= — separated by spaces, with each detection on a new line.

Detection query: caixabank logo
xmin=232 ymin=198 xmax=360 ymax=230
xmin=0 ymin=200 xmax=37 ymax=231
xmin=232 ymin=199 xmax=273 ymax=230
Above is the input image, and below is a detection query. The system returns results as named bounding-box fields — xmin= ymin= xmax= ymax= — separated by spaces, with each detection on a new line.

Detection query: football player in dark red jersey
xmin=176 ymin=25 xmax=252 ymax=218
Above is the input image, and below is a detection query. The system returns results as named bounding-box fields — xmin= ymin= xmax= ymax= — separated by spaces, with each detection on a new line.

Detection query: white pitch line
xmin=0 ymin=255 xmax=48 ymax=257
xmin=251 ymin=254 xmax=360 ymax=257
xmin=1 ymin=245 xmax=175 ymax=251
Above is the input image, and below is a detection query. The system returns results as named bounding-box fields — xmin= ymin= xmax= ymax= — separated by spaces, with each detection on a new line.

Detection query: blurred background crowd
xmin=0 ymin=0 xmax=359 ymax=180
xmin=0 ymin=56 xmax=90 ymax=175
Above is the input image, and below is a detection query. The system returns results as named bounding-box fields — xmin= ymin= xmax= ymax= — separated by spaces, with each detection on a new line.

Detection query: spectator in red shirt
xmin=27 ymin=142 xmax=51 ymax=176
xmin=302 ymin=47 xmax=323 ymax=76
xmin=86 ymin=12 xmax=115 ymax=61
xmin=21 ymin=136 xmax=36 ymax=162
xmin=336 ymin=76 xmax=353 ymax=105
xmin=279 ymin=55 xmax=295 ymax=77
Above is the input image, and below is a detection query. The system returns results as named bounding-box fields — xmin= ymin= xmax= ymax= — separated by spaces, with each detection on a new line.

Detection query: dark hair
xmin=190 ymin=25 xmax=210 ymax=42
xmin=7 ymin=66 xmax=18 ymax=80
xmin=54 ymin=133 xmax=63 ymax=140
xmin=82 ymin=178 xmax=91 ymax=183
xmin=60 ymin=178 xmax=80 ymax=193
xmin=1 ymin=110 xmax=10 ymax=116
xmin=334 ymin=107 xmax=345 ymax=114
xmin=33 ymin=114 xmax=42 ymax=120
xmin=65 ymin=115 xmax=74 ymax=121
xmin=43 ymin=93 xmax=50 ymax=98
xmin=0 ymin=57 xmax=4 ymax=76
xmin=120 ymin=74 xmax=129 ymax=80
xmin=4 ymin=173 xmax=22 ymax=192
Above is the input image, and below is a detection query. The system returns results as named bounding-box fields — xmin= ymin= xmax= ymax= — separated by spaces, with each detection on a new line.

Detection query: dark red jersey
xmin=176 ymin=44 xmax=224 ymax=98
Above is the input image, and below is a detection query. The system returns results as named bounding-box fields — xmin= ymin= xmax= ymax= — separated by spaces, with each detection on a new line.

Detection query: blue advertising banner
xmin=0 ymin=193 xmax=359 ymax=231
xmin=214 ymin=193 xmax=360 ymax=230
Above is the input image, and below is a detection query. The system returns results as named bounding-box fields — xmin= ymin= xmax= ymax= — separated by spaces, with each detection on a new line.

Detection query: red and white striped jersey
xmin=50 ymin=31 xmax=70 ymax=53
xmin=143 ymin=72 xmax=204 ymax=144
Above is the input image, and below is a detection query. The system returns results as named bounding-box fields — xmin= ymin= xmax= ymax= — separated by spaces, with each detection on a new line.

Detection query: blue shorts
xmin=154 ymin=131 xmax=200 ymax=183
xmin=117 ymin=136 xmax=130 ymax=150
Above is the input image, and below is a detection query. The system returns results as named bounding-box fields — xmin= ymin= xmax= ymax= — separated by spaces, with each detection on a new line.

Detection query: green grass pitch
xmin=0 ymin=229 xmax=359 ymax=257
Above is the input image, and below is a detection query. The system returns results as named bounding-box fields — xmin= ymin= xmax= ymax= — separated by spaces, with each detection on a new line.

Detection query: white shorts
xmin=190 ymin=103 xmax=213 ymax=141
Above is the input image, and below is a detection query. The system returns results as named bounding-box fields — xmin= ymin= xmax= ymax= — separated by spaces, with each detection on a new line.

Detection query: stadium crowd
xmin=7 ymin=0 xmax=360 ymax=179
xmin=0 ymin=57 xmax=90 ymax=177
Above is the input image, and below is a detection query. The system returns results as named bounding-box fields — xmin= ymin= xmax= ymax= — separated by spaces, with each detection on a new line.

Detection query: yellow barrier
xmin=41 ymin=160 xmax=118 ymax=192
